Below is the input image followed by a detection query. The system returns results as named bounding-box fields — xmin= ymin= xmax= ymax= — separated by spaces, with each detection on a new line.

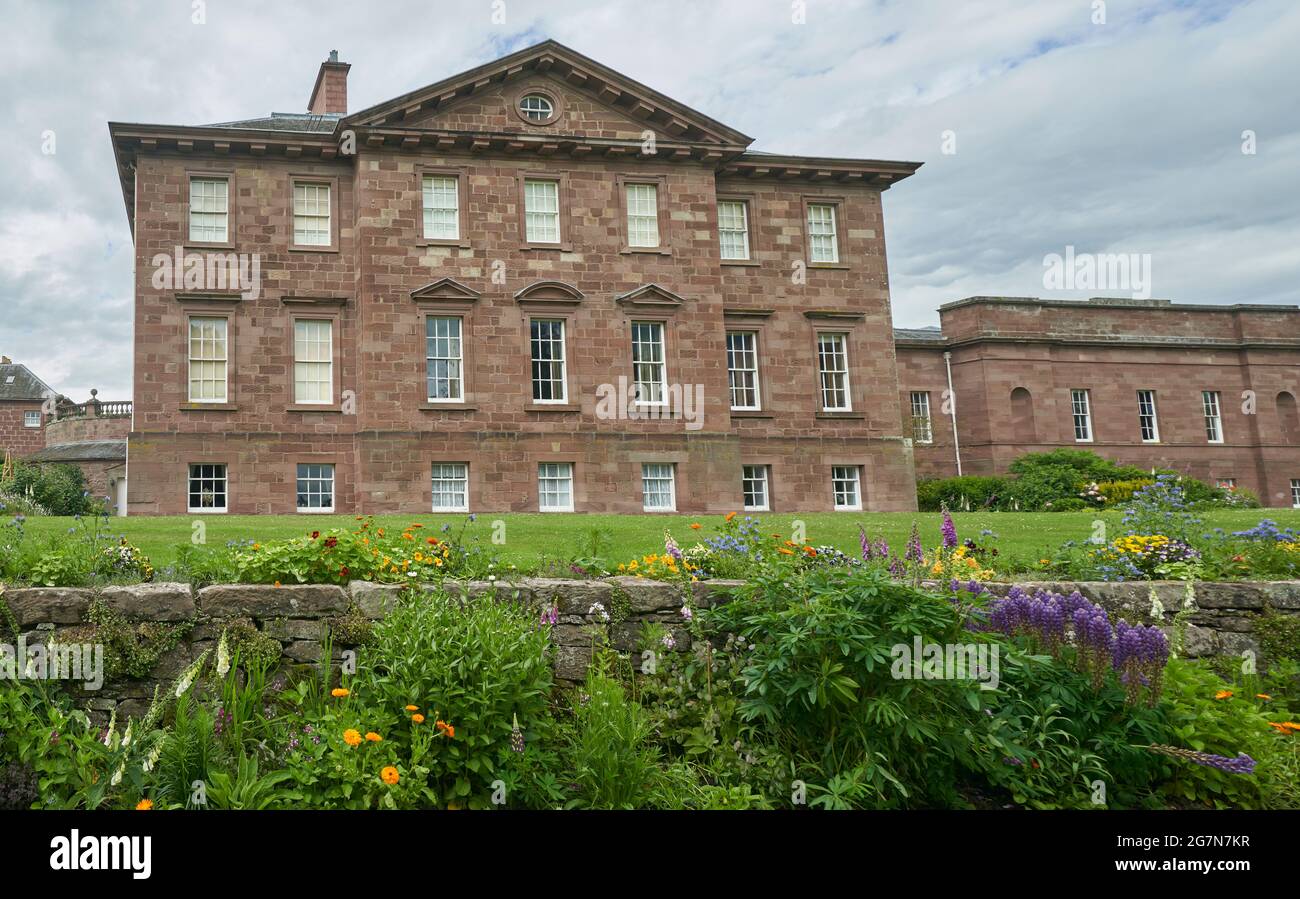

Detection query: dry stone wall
xmin=2 ymin=578 xmax=1296 ymax=719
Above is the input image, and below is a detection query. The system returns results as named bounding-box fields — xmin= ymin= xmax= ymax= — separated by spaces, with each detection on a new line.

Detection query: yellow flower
xmin=331 ymin=688 xmax=350 ymax=698
xmin=381 ymin=766 xmax=400 ymax=785
xmin=412 ymin=713 xmax=425 ymax=724
xmin=135 ymin=799 xmax=154 ymax=811
xmin=365 ymin=732 xmax=382 ymax=743
xmin=343 ymin=729 xmax=362 ymax=747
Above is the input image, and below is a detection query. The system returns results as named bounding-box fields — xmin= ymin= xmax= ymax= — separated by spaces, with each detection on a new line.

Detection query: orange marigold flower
xmin=804 ymin=546 xmax=817 ymax=556
xmin=427 ymin=536 xmax=438 ymax=544
xmin=436 ymin=720 xmax=455 ymax=738
xmin=778 ymin=548 xmax=795 ymax=556
xmin=343 ymin=729 xmax=362 ymax=747
xmin=381 ymin=766 xmax=400 ymax=785
xmin=412 ymin=713 xmax=425 ymax=724
xmin=725 ymin=512 xmax=737 ymax=522
xmin=274 ymin=581 xmax=281 ymax=588
xmin=1257 ymin=694 xmax=1272 ymax=700
xmin=365 ymin=732 xmax=382 ymax=743
xmin=1215 ymin=690 xmax=1233 ymax=700
xmin=410 ymin=523 xmax=424 ymax=528
xmin=690 ymin=523 xmax=702 ymax=530
xmin=405 ymin=704 xmax=419 ymax=712
xmin=331 ymin=688 xmax=350 ymax=698
xmin=135 ymin=799 xmax=154 ymax=811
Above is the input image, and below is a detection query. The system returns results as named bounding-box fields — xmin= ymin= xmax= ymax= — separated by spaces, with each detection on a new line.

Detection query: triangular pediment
xmin=410 ymin=277 xmax=480 ymax=302
xmin=614 ymin=283 xmax=686 ymax=309
xmin=346 ymin=40 xmax=752 ymax=148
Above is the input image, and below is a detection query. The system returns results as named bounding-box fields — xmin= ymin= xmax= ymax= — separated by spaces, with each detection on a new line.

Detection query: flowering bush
xmin=231 ymin=516 xmax=493 ymax=585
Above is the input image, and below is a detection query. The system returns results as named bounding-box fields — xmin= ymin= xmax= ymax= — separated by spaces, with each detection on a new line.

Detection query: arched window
xmin=1011 ymin=387 xmax=1036 ymax=442
xmin=1279 ymin=391 xmax=1300 ymax=443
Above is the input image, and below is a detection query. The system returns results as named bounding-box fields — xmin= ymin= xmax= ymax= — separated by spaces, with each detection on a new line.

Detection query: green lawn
xmin=17 ymin=508 xmax=1300 ymax=572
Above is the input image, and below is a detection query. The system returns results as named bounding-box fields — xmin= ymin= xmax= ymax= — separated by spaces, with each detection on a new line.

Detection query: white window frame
xmin=188 ymin=176 xmax=229 ymax=243
xmin=519 ymin=94 xmax=554 ymax=121
xmin=641 ymin=463 xmax=677 ymax=512
xmin=425 ymin=316 xmax=464 ymax=403
xmin=832 ymin=465 xmax=862 ymax=511
xmin=742 ymin=465 xmax=770 ymax=512
xmin=431 ymin=463 xmax=469 ymax=513
xmin=538 ymin=462 xmax=574 ymax=512
xmin=626 ymin=182 xmax=660 ymax=248
xmin=1202 ymin=390 xmax=1223 ymax=443
xmin=726 ymin=331 xmax=761 ymax=411
xmin=523 ymin=178 xmax=561 ymax=244
xmin=529 ymin=318 xmax=567 ymax=403
xmin=422 ymin=174 xmax=460 ymax=241
xmin=1216 ymin=478 xmax=1237 ymax=490
xmin=1137 ymin=389 xmax=1160 ymax=442
xmin=817 ymin=333 xmax=852 ymax=411
xmin=23 ymin=410 xmax=40 ymax=429
xmin=188 ymin=463 xmax=228 ymax=514
xmin=910 ymin=391 xmax=933 ymax=444
xmin=631 ymin=321 xmax=668 ymax=406
xmin=188 ymin=316 xmax=228 ymax=403
xmin=1071 ymin=388 xmax=1093 ymax=443
xmin=718 ymin=199 xmax=750 ymax=261
xmin=1291 ymin=479 xmax=1300 ymax=509
xmin=295 ymin=463 xmax=335 ymax=513
xmin=293 ymin=319 xmax=333 ymax=405
xmin=808 ymin=203 xmax=839 ymax=264
xmin=292 ymin=182 xmax=332 ymax=247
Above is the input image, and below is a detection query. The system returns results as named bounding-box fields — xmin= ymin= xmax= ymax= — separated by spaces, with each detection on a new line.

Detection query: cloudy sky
xmin=2 ymin=0 xmax=1296 ymax=399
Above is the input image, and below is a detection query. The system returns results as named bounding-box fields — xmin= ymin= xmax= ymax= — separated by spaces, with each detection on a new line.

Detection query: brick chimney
xmin=308 ymin=50 xmax=350 ymax=115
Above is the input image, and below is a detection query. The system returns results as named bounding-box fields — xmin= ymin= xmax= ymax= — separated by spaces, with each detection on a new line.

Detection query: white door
xmin=115 ymin=477 xmax=128 ymax=517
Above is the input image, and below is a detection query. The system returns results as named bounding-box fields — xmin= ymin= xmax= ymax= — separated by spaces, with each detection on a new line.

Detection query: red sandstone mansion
xmin=92 ymin=41 xmax=1299 ymax=515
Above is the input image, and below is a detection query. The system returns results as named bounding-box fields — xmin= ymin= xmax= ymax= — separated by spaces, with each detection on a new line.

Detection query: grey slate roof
xmin=27 ymin=440 xmax=126 ymax=463
xmin=0 ymin=363 xmax=53 ymax=402
xmin=893 ymin=326 xmax=945 ymax=342
xmin=204 ymin=112 xmax=342 ymax=132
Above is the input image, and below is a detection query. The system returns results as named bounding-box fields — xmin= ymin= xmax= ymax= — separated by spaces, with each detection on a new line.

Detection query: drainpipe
xmin=943 ymin=351 xmax=962 ymax=477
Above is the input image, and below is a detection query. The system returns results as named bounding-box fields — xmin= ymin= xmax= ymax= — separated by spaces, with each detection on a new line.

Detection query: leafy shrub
xmin=1008 ymin=449 xmax=1147 ymax=483
xmin=5 ymin=462 xmax=98 ymax=516
xmin=705 ymin=567 xmax=990 ymax=808
xmin=916 ymin=476 xmax=1012 ymax=512
xmin=345 ymin=588 xmax=555 ymax=807
xmin=1095 ymin=478 xmax=1155 ymax=504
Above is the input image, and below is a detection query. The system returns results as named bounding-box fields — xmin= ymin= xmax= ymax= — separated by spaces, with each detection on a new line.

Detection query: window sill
xmin=289 ymin=245 xmax=340 ymax=254
xmin=416 ymin=237 xmax=472 ymax=249
xmin=286 ymin=404 xmax=343 ymax=413
xmin=519 ymin=242 xmax=573 ymax=252
xmin=184 ymin=241 xmax=237 ymax=252
xmin=721 ymin=258 xmax=760 ymax=267
xmin=187 ymin=508 xmax=229 ymax=515
xmin=729 ymin=410 xmax=773 ymax=419
xmin=817 ymin=411 xmax=865 ymax=420
xmin=620 ymin=246 xmax=672 ymax=256
xmin=419 ymin=403 xmax=478 ymax=412
xmin=808 ymin=262 xmax=851 ymax=270
xmin=527 ymin=403 xmax=580 ymax=413
xmin=181 ymin=403 xmax=238 ymax=412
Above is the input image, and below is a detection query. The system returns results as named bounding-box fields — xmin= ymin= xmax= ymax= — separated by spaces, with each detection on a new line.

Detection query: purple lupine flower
xmin=941 ymin=507 xmax=958 ymax=549
xmin=1148 ymin=745 xmax=1256 ymax=775
xmin=873 ymin=538 xmax=890 ymax=559
xmin=888 ymin=556 xmax=905 ymax=579
xmin=859 ymin=525 xmax=872 ymax=562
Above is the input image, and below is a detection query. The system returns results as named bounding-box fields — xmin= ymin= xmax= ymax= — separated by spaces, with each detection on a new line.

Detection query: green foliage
xmin=1255 ymin=607 xmax=1300 ymax=667
xmin=565 ymin=666 xmax=689 ymax=809
xmin=5 ymin=462 xmax=99 ymax=517
xmin=57 ymin=598 xmax=192 ymax=681
xmin=916 ymin=476 xmax=1012 ymax=512
xmin=705 ymin=567 xmax=988 ymax=807
xmin=1094 ymin=478 xmax=1155 ymax=505
xmin=1008 ymin=449 xmax=1147 ymax=483
xmin=344 ymin=588 xmax=555 ymax=807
